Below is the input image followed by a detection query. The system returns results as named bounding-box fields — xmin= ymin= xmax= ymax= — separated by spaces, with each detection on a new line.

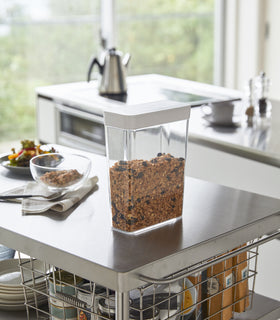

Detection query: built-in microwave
xmin=36 ymin=74 xmax=241 ymax=154
xmin=37 ymin=97 xmax=106 ymax=155
xmin=56 ymin=103 xmax=106 ymax=155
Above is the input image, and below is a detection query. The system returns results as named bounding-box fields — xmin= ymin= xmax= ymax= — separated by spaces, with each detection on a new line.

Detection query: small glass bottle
xmin=244 ymin=78 xmax=255 ymax=127
xmin=254 ymin=72 xmax=272 ymax=125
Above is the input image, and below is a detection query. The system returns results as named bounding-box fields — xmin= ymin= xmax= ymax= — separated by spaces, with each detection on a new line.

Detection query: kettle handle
xmin=87 ymin=57 xmax=103 ymax=82
xmin=122 ymin=53 xmax=131 ymax=68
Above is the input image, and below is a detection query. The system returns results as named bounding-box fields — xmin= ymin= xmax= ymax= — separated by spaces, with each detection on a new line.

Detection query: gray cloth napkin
xmin=0 ymin=185 xmax=25 ymax=203
xmin=0 ymin=176 xmax=98 ymax=215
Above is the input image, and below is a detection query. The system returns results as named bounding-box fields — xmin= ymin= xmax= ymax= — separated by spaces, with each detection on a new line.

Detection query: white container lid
xmin=103 ymin=100 xmax=191 ymax=129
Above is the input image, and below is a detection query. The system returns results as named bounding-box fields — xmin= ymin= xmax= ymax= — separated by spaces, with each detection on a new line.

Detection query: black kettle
xmin=87 ymin=48 xmax=131 ymax=95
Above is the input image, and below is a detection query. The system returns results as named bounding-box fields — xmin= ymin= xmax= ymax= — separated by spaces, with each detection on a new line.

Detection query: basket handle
xmin=139 ymin=231 xmax=280 ymax=284
xmin=55 ymin=291 xmax=87 ymax=308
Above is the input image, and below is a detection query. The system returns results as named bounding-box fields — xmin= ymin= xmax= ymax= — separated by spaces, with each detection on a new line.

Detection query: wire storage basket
xmin=17 ymin=238 xmax=262 ymax=320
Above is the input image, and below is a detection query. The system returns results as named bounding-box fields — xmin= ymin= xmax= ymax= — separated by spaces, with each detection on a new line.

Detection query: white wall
xmin=263 ymin=0 xmax=280 ymax=100
xmin=224 ymin=0 xmax=264 ymax=90
xmin=224 ymin=0 xmax=280 ymax=100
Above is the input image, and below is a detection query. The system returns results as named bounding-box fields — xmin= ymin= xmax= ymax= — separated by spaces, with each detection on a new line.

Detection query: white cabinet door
xmin=37 ymin=97 xmax=57 ymax=144
xmin=187 ymin=142 xmax=280 ymax=199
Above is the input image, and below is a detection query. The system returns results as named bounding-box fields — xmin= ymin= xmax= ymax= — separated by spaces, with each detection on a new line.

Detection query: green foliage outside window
xmin=0 ymin=0 xmax=214 ymax=143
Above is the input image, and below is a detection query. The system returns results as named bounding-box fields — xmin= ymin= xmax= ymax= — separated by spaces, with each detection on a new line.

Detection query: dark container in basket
xmin=77 ymin=283 xmax=107 ymax=320
xmin=97 ymin=295 xmax=117 ymax=320
xmin=97 ymin=294 xmax=159 ymax=320
xmin=97 ymin=295 xmax=133 ymax=320
xmin=130 ymin=307 xmax=160 ymax=320
xmin=77 ymin=283 xmax=94 ymax=320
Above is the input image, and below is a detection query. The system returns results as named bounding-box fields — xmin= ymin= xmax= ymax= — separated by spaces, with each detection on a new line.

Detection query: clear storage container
xmin=104 ymin=100 xmax=191 ymax=234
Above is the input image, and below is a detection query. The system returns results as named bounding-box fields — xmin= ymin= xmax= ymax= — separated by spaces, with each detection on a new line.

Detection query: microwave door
xmin=56 ymin=104 xmax=106 ymax=154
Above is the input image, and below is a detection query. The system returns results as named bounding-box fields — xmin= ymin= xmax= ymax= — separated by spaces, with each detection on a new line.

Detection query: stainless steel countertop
xmin=0 ymin=146 xmax=280 ymax=291
xmin=189 ymin=99 xmax=280 ymax=167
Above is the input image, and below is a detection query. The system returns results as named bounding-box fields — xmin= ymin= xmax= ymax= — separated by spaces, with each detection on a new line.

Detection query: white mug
xmin=202 ymin=101 xmax=235 ymax=124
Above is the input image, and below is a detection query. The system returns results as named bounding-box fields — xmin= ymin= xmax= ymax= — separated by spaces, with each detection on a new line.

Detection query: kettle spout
xmin=122 ymin=53 xmax=131 ymax=68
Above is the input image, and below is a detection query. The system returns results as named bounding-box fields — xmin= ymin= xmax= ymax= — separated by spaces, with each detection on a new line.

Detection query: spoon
xmin=0 ymin=192 xmax=65 ymax=201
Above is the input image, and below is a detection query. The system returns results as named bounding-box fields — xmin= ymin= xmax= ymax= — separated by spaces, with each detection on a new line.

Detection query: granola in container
xmin=110 ymin=153 xmax=185 ymax=232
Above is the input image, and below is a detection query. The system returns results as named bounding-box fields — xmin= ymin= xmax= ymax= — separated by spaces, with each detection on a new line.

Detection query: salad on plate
xmin=7 ymin=140 xmax=57 ymax=167
xmin=0 ymin=140 xmax=58 ymax=175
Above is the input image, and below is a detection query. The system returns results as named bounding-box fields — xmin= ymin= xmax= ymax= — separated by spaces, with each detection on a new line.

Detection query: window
xmin=0 ymin=0 xmax=218 ymax=151
xmin=0 ymin=0 xmax=100 ymax=149
xmin=116 ymin=0 xmax=216 ymax=83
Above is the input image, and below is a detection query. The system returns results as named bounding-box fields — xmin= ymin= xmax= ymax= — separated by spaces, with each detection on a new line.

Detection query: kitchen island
xmin=0 ymin=146 xmax=279 ymax=319
xmin=35 ymin=74 xmax=280 ymax=199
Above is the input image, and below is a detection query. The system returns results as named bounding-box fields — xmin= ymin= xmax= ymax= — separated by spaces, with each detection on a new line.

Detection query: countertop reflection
xmin=189 ymin=100 xmax=280 ymax=167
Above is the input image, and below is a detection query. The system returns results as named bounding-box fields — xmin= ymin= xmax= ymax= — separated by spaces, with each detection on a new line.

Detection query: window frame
xmin=223 ymin=0 xmax=266 ymax=90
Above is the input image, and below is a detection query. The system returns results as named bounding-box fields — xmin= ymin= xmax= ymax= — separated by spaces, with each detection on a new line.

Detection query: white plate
xmin=0 ymin=279 xmax=47 ymax=289
xmin=0 ymin=290 xmax=46 ymax=303
xmin=0 ymin=297 xmax=47 ymax=311
xmin=0 ymin=292 xmax=46 ymax=303
xmin=0 ymin=259 xmax=48 ymax=311
xmin=0 ymin=259 xmax=47 ymax=287
xmin=0 ymin=155 xmax=31 ymax=176
xmin=0 ymin=303 xmax=28 ymax=311
xmin=0 ymin=285 xmax=46 ymax=299
xmin=0 ymin=282 xmax=46 ymax=293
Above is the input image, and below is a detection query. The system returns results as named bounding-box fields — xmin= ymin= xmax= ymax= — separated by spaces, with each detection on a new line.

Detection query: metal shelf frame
xmin=14 ymin=232 xmax=280 ymax=320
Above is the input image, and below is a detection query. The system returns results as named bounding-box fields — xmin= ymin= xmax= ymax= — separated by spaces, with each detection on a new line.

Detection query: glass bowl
xmin=30 ymin=153 xmax=91 ymax=191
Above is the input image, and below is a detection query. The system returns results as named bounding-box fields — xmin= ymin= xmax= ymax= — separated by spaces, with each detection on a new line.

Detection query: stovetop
xmin=73 ymin=81 xmax=213 ymax=106
xmin=36 ymin=74 xmax=242 ymax=115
